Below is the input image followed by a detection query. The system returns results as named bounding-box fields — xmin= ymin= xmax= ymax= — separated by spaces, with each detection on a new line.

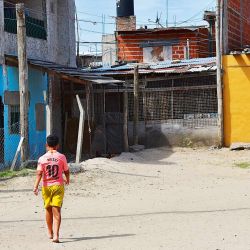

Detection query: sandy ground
xmin=1 ymin=147 xmax=250 ymax=249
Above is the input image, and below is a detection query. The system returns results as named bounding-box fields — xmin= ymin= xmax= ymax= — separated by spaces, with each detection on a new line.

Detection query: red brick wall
xmin=227 ymin=0 xmax=250 ymax=51
xmin=116 ymin=28 xmax=215 ymax=63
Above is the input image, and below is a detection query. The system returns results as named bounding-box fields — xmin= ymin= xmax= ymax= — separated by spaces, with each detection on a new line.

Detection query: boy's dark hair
xmin=47 ymin=135 xmax=59 ymax=147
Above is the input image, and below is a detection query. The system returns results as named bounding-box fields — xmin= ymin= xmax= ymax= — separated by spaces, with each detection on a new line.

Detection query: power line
xmin=177 ymin=0 xmax=216 ymax=25
xmin=79 ymin=28 xmax=112 ymax=35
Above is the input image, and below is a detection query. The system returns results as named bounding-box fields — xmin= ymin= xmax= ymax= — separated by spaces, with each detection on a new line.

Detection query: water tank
xmin=116 ymin=0 xmax=134 ymax=17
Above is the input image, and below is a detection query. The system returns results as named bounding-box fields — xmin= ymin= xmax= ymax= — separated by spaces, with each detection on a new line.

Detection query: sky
xmin=75 ymin=0 xmax=216 ymax=54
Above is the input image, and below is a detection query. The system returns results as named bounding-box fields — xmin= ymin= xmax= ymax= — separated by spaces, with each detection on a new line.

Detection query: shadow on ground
xmin=61 ymin=234 xmax=135 ymax=243
xmin=1 ymin=208 xmax=250 ymax=224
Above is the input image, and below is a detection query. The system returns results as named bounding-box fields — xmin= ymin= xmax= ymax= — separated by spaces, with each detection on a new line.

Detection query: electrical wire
xmin=3 ymin=0 xmax=218 ymax=55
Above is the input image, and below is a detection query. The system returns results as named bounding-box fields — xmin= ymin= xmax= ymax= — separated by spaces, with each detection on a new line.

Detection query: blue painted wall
xmin=0 ymin=65 xmax=47 ymax=166
xmin=0 ymin=66 xmax=3 ymax=95
xmin=28 ymin=68 xmax=47 ymax=160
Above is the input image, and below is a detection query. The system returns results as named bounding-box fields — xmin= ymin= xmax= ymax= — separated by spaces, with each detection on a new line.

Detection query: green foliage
xmin=0 ymin=169 xmax=31 ymax=179
xmin=234 ymin=162 xmax=250 ymax=169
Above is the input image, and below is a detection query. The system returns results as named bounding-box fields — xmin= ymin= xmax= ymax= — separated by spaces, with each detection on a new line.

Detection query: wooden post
xmin=63 ymin=112 xmax=68 ymax=151
xmin=11 ymin=137 xmax=24 ymax=171
xmin=216 ymin=0 xmax=224 ymax=147
xmin=103 ymin=88 xmax=107 ymax=154
xmin=16 ymin=3 xmax=29 ymax=162
xmin=43 ymin=90 xmax=51 ymax=137
xmin=123 ymin=88 xmax=129 ymax=152
xmin=133 ymin=65 xmax=139 ymax=145
xmin=76 ymin=95 xmax=85 ymax=163
xmin=75 ymin=8 xmax=80 ymax=67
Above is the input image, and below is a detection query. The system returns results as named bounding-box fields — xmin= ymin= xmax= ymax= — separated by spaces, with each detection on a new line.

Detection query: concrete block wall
xmin=56 ymin=0 xmax=76 ymax=66
xmin=0 ymin=0 xmax=76 ymax=67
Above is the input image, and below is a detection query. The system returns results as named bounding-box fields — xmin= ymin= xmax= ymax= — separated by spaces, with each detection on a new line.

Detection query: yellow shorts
xmin=42 ymin=185 xmax=64 ymax=209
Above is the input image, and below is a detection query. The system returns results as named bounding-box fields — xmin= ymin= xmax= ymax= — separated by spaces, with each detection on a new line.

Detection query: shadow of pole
xmin=61 ymin=233 xmax=135 ymax=243
xmin=1 ymin=207 xmax=250 ymax=224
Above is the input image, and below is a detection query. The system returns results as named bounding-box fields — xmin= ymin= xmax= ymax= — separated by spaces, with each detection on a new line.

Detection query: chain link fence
xmin=64 ymin=74 xmax=217 ymax=156
xmin=128 ymin=74 xmax=218 ymax=127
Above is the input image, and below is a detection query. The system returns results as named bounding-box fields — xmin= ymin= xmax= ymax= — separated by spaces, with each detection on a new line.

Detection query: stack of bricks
xmin=116 ymin=16 xmax=136 ymax=32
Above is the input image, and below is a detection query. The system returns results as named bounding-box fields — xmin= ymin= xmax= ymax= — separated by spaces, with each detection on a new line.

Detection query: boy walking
xmin=33 ymin=135 xmax=70 ymax=243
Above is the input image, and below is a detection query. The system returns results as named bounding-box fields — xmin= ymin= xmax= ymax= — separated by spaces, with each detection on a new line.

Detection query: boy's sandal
xmin=52 ymin=239 xmax=60 ymax=243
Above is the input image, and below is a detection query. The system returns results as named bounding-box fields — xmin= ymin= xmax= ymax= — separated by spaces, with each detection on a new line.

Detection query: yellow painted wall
xmin=223 ymin=55 xmax=250 ymax=146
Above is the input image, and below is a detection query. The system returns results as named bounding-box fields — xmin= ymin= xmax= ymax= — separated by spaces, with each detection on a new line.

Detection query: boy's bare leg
xmin=52 ymin=206 xmax=61 ymax=242
xmin=45 ymin=207 xmax=53 ymax=239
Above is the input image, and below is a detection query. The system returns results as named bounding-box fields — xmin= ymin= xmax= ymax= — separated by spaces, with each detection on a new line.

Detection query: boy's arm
xmin=33 ymin=170 xmax=43 ymax=195
xmin=63 ymin=155 xmax=70 ymax=185
xmin=64 ymin=170 xmax=70 ymax=185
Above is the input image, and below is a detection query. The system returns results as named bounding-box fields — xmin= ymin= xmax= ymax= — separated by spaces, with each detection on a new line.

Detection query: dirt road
xmin=1 ymin=147 xmax=250 ymax=250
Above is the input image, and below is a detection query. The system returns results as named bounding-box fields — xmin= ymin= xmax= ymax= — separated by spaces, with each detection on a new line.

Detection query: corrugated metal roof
xmin=117 ymin=25 xmax=207 ymax=34
xmin=5 ymin=55 xmax=123 ymax=85
xmin=84 ymin=57 xmax=216 ymax=76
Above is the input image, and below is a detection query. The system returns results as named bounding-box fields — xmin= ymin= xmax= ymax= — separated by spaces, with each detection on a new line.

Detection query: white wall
xmin=102 ymin=34 xmax=116 ymax=66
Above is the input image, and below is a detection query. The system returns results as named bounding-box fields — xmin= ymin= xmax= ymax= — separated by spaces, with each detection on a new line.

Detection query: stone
xmin=230 ymin=143 xmax=250 ymax=151
xmin=129 ymin=144 xmax=145 ymax=152
xmin=68 ymin=163 xmax=85 ymax=174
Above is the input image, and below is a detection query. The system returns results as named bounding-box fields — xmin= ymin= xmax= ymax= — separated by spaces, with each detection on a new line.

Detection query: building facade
xmin=116 ymin=26 xmax=215 ymax=63
xmin=0 ymin=0 xmax=76 ymax=167
xmin=86 ymin=57 xmax=218 ymax=149
xmin=0 ymin=0 xmax=76 ymax=66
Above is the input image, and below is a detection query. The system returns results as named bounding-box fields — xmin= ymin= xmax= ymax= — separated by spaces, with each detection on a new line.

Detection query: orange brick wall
xmin=116 ymin=28 xmax=215 ymax=63
xmin=227 ymin=0 xmax=250 ymax=52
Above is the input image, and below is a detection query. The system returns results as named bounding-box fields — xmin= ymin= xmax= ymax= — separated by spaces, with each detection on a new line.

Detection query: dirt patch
xmin=1 ymin=147 xmax=250 ymax=249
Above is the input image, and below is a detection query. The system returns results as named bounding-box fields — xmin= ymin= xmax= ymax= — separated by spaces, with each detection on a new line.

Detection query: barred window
xmin=9 ymin=105 xmax=20 ymax=134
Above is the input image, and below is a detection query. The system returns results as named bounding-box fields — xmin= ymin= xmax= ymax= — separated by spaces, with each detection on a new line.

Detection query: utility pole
xmin=166 ymin=0 xmax=169 ymax=27
xmin=123 ymin=87 xmax=129 ymax=152
xmin=133 ymin=65 xmax=139 ymax=145
xmin=102 ymin=14 xmax=106 ymax=35
xmin=16 ymin=3 xmax=29 ymax=162
xmin=75 ymin=4 xmax=80 ymax=67
xmin=216 ymin=0 xmax=223 ymax=147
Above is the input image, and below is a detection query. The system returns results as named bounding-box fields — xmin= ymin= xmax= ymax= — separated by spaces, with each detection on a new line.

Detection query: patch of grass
xmin=182 ymin=137 xmax=194 ymax=148
xmin=234 ymin=162 xmax=250 ymax=169
xmin=0 ymin=169 xmax=31 ymax=179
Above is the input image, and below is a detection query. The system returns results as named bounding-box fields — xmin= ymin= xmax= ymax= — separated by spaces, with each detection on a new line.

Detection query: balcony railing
xmin=4 ymin=8 xmax=47 ymax=40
